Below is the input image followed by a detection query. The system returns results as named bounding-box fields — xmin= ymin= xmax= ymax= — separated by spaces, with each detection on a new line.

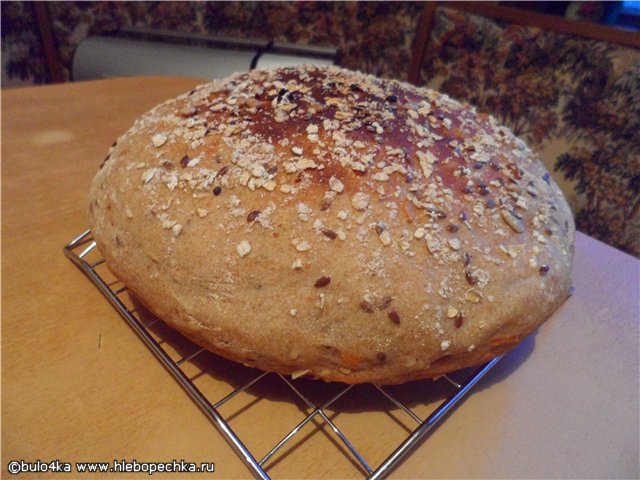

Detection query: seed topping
xmin=351 ymin=192 xmax=370 ymax=210
xmin=314 ymin=276 xmax=331 ymax=287
xmin=247 ymin=210 xmax=261 ymax=222
xmin=465 ymin=270 xmax=477 ymax=285
xmin=151 ymin=134 xmax=167 ymax=147
xmin=236 ymin=240 xmax=251 ymax=257
xmin=322 ymin=229 xmax=338 ymax=240
xmin=388 ymin=310 xmax=401 ymax=324
xmin=329 ymin=176 xmax=345 ymax=193
xmin=360 ymin=300 xmax=374 ymax=313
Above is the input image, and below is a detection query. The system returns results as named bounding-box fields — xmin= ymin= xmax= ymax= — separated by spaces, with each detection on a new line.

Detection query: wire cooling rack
xmin=64 ymin=229 xmax=502 ymax=479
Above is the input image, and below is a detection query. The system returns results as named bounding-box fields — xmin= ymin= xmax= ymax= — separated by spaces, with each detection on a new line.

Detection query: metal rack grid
xmin=64 ymin=229 xmax=503 ymax=479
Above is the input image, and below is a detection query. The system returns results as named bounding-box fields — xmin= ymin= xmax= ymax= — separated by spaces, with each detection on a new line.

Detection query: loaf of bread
xmin=89 ymin=66 xmax=574 ymax=385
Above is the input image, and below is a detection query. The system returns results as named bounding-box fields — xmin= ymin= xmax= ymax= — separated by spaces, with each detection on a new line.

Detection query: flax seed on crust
xmin=89 ymin=66 xmax=574 ymax=384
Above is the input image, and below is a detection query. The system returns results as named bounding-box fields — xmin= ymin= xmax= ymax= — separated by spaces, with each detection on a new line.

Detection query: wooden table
xmin=2 ymin=77 xmax=639 ymax=479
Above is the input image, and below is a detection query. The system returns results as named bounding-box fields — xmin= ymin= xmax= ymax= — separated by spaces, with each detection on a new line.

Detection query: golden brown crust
xmin=89 ymin=66 xmax=574 ymax=385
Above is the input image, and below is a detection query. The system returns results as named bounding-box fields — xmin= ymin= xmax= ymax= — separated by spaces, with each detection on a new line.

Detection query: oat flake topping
xmin=104 ymin=65 xmax=570 ymax=359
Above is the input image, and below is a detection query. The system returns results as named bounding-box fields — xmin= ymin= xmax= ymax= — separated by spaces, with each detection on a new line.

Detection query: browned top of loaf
xmin=90 ymin=65 xmax=574 ymax=384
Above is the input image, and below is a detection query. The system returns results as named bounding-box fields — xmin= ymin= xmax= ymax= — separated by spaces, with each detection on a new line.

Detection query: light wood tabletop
xmin=2 ymin=77 xmax=639 ymax=479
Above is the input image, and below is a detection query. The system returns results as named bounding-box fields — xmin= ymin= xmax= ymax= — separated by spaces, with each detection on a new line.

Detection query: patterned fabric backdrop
xmin=1 ymin=1 xmax=51 ymax=85
xmin=2 ymin=1 xmax=423 ymax=84
xmin=419 ymin=7 xmax=640 ymax=257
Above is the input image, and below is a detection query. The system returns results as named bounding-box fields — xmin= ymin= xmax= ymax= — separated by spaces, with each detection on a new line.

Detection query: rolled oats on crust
xmin=89 ymin=66 xmax=574 ymax=384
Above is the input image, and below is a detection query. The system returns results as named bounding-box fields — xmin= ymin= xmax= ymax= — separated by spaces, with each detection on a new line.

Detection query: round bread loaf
xmin=89 ymin=66 xmax=574 ymax=385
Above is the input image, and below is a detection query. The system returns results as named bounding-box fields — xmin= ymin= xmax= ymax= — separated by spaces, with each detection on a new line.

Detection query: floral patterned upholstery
xmin=2 ymin=1 xmax=422 ymax=84
xmin=418 ymin=7 xmax=640 ymax=256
